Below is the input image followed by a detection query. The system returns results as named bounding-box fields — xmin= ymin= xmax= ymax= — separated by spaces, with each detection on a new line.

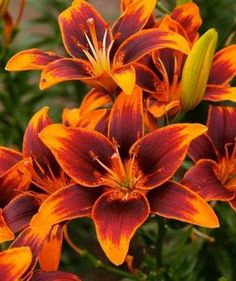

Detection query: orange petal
xmin=170 ymin=2 xmax=202 ymax=43
xmin=0 ymin=247 xmax=32 ymax=281
xmin=39 ymin=224 xmax=64 ymax=271
xmin=39 ymin=125 xmax=115 ymax=187
xmin=92 ymin=190 xmax=150 ymax=265
xmin=112 ymin=0 xmax=156 ymax=54
xmin=0 ymin=208 xmax=15 ymax=243
xmin=114 ymin=29 xmax=190 ymax=67
xmin=148 ymin=181 xmax=219 ymax=228
xmin=5 ymin=49 xmax=60 ymax=71
xmin=146 ymin=98 xmax=180 ymax=118
xmin=204 ymin=86 xmax=236 ymax=103
xmin=79 ymin=88 xmax=112 ymax=115
xmin=110 ymin=65 xmax=136 ymax=95
xmin=181 ymin=159 xmax=234 ymax=201
xmin=30 ymin=184 xmax=101 ymax=228
xmin=130 ymin=123 xmax=207 ymax=189
xmin=58 ymin=0 xmax=111 ymax=59
xmin=39 ymin=58 xmax=93 ymax=90
xmin=108 ymin=86 xmax=143 ymax=158
xmin=208 ymin=45 xmax=236 ymax=85
xmin=77 ymin=109 xmax=109 ymax=130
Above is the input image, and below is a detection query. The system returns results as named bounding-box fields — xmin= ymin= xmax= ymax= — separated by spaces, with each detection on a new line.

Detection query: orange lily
xmin=38 ymin=87 xmax=218 ymax=265
xmin=144 ymin=3 xmax=236 ymax=117
xmin=182 ymin=106 xmax=236 ymax=210
xmin=6 ymin=0 xmax=190 ymax=95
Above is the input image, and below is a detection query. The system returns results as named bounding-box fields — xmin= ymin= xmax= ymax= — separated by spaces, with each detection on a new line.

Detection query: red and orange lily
xmin=182 ymin=106 xmax=236 ymax=210
xmin=6 ymin=0 xmax=190 ymax=95
xmin=35 ymin=86 xmax=219 ymax=265
xmin=145 ymin=3 xmax=236 ymax=117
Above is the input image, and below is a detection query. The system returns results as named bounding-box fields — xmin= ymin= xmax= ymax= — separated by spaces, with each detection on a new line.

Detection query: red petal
xmin=58 ymin=0 xmax=111 ymax=59
xmin=188 ymin=134 xmax=219 ymax=163
xmin=148 ymin=181 xmax=219 ymax=228
xmin=131 ymin=123 xmax=207 ymax=189
xmin=204 ymin=86 xmax=236 ymax=103
xmin=39 ymin=224 xmax=64 ymax=271
xmin=208 ymin=45 xmax=236 ymax=85
xmin=40 ymin=125 xmax=115 ymax=187
xmin=207 ymin=105 xmax=236 ymax=156
xmin=31 ymin=270 xmax=81 ymax=281
xmin=92 ymin=190 xmax=150 ymax=265
xmin=5 ymin=49 xmax=60 ymax=71
xmin=181 ymin=159 xmax=234 ymax=201
xmin=170 ymin=2 xmax=202 ymax=43
xmin=108 ymin=86 xmax=143 ymax=158
xmin=30 ymin=184 xmax=101 ymax=228
xmin=0 ymin=247 xmax=32 ymax=281
xmin=0 ymin=146 xmax=22 ymax=175
xmin=134 ymin=62 xmax=164 ymax=93
xmin=23 ymin=107 xmax=62 ymax=189
xmin=229 ymin=194 xmax=236 ymax=211
xmin=40 ymin=58 xmax=93 ymax=90
xmin=114 ymin=29 xmax=190 ymax=66
xmin=111 ymin=0 xmax=156 ymax=55
xmin=3 ymin=194 xmax=40 ymax=233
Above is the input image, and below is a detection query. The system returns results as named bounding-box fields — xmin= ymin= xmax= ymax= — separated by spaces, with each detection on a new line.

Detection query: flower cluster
xmin=1 ymin=0 xmax=236 ymax=279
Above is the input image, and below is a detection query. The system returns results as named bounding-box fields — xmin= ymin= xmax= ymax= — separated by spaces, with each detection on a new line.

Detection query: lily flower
xmin=6 ymin=0 xmax=190 ymax=95
xmin=38 ymin=86 xmax=218 ymax=265
xmin=182 ymin=106 xmax=236 ymax=211
xmin=145 ymin=3 xmax=236 ymax=118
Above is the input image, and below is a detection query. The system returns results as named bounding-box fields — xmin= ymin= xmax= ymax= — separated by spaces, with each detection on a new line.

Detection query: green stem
xmin=156 ymin=217 xmax=166 ymax=268
xmin=156 ymin=2 xmax=170 ymax=14
xmin=172 ymin=111 xmax=186 ymax=123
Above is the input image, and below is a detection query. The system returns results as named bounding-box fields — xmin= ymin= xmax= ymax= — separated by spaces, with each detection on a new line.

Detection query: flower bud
xmin=180 ymin=28 xmax=218 ymax=111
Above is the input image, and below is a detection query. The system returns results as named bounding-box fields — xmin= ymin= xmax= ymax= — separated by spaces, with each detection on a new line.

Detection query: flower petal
xmin=31 ymin=270 xmax=81 ymax=281
xmin=0 ymin=208 xmax=14 ymax=243
xmin=0 ymin=247 xmax=32 ymax=281
xmin=146 ymin=98 xmax=180 ymax=118
xmin=188 ymin=134 xmax=219 ymax=162
xmin=23 ymin=107 xmax=62 ymax=188
xmin=114 ymin=29 xmax=190 ymax=66
xmin=3 ymin=194 xmax=40 ymax=233
xmin=39 ymin=224 xmax=64 ymax=271
xmin=0 ymin=146 xmax=22 ymax=175
xmin=134 ymin=62 xmax=164 ymax=93
xmin=39 ymin=58 xmax=93 ymax=90
xmin=0 ymin=157 xmax=32 ymax=207
xmin=58 ymin=0 xmax=111 ymax=59
xmin=148 ymin=181 xmax=219 ymax=228
xmin=30 ymin=184 xmax=101 ymax=228
xmin=131 ymin=123 xmax=207 ymax=189
xmin=170 ymin=2 xmax=202 ymax=43
xmin=40 ymin=125 xmax=115 ymax=187
xmin=92 ymin=190 xmax=150 ymax=265
xmin=111 ymin=0 xmax=156 ymax=55
xmin=181 ymin=159 xmax=234 ymax=201
xmin=110 ymin=65 xmax=136 ymax=95
xmin=204 ymin=86 xmax=236 ymax=103
xmin=77 ymin=109 xmax=109 ymax=131
xmin=208 ymin=45 xmax=236 ymax=85
xmin=207 ymin=105 xmax=236 ymax=156
xmin=229 ymin=194 xmax=236 ymax=211
xmin=5 ymin=49 xmax=60 ymax=71
xmin=108 ymin=86 xmax=143 ymax=158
